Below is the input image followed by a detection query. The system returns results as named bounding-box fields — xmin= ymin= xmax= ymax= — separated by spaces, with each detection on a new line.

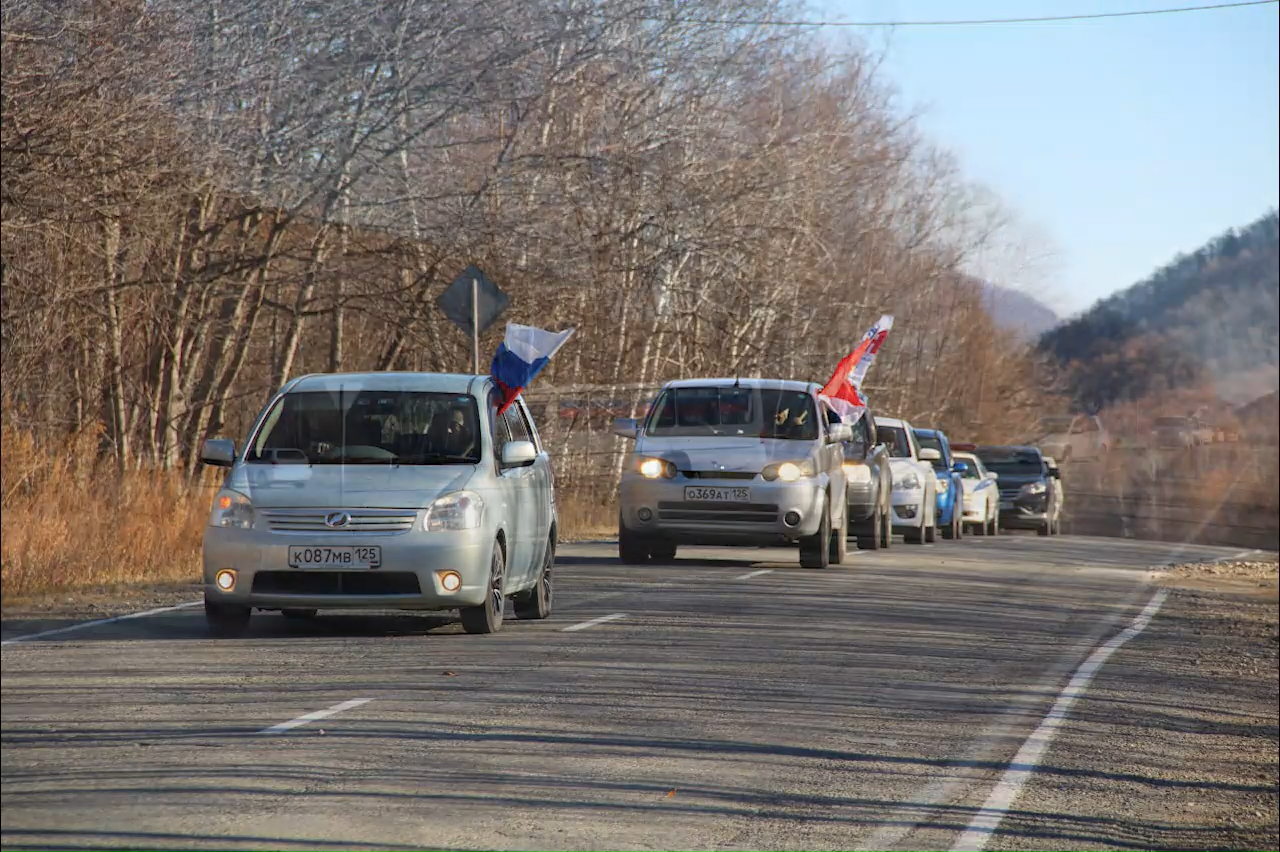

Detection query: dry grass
xmin=1 ymin=424 xmax=618 ymax=604
xmin=1 ymin=425 xmax=211 ymax=603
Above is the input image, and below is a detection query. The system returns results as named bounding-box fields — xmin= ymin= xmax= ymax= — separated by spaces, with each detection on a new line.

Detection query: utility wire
xmin=617 ymin=0 xmax=1278 ymax=29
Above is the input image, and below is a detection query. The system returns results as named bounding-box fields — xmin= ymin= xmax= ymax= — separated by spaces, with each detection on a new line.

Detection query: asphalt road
xmin=0 ymin=534 xmax=1269 ymax=851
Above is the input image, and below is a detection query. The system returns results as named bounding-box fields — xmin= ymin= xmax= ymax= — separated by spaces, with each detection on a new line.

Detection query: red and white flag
xmin=819 ymin=314 xmax=894 ymax=424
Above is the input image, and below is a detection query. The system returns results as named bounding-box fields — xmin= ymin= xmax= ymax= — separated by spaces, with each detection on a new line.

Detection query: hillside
xmin=1039 ymin=210 xmax=1280 ymax=409
xmin=981 ymin=282 xmax=1059 ymax=340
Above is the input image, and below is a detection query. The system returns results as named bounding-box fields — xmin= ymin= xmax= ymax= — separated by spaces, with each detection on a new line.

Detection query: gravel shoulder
xmin=990 ymin=557 xmax=1280 ymax=852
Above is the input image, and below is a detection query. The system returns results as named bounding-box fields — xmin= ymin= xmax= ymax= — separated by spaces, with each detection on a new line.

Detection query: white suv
xmin=873 ymin=416 xmax=939 ymax=544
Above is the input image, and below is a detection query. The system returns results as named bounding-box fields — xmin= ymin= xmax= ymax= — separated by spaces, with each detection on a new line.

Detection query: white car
xmin=1042 ymin=455 xmax=1065 ymax=535
xmin=873 ymin=416 xmax=938 ymax=544
xmin=953 ymin=451 xmax=999 ymax=536
xmin=1034 ymin=414 xmax=1111 ymax=462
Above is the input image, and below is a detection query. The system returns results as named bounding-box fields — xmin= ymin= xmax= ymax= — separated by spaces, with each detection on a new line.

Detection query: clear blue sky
xmin=811 ymin=0 xmax=1280 ymax=316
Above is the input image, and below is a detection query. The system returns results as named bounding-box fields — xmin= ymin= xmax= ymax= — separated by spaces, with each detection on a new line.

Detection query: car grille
xmin=252 ymin=571 xmax=422 ymax=596
xmin=681 ymin=471 xmax=757 ymax=480
xmin=657 ymin=501 xmax=779 ymax=524
xmin=260 ymin=509 xmax=417 ymax=534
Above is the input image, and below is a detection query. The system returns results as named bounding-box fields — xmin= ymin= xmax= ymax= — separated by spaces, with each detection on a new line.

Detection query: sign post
xmin=436 ymin=265 xmax=509 ymax=375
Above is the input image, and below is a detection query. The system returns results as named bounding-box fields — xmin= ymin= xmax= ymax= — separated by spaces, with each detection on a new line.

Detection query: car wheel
xmin=205 ymin=597 xmax=250 ymax=638
xmin=880 ymin=507 xmax=891 ymax=549
xmin=618 ymin=513 xmax=650 ymax=565
xmin=649 ymin=540 xmax=678 ymax=562
xmin=924 ymin=508 xmax=937 ymax=543
xmin=1037 ymin=520 xmax=1050 ymax=536
xmin=281 ymin=608 xmax=318 ymax=620
xmin=514 ymin=535 xmax=554 ymax=620
xmin=460 ymin=542 xmax=505 ymax=634
xmin=954 ymin=514 xmax=963 ymax=540
xmin=904 ymin=520 xmax=924 ymax=545
xmin=941 ymin=512 xmax=955 ymax=540
xmin=828 ymin=504 xmax=848 ymax=565
xmin=972 ymin=516 xmax=985 ymax=537
xmin=990 ymin=511 xmax=1000 ymax=536
xmin=800 ymin=497 xmax=831 ymax=569
xmin=856 ymin=507 xmax=881 ymax=550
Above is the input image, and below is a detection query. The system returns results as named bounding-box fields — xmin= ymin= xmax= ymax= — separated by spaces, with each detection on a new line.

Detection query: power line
xmin=619 ymin=0 xmax=1278 ymax=29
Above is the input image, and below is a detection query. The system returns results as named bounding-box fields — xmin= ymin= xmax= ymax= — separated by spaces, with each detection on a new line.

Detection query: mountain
xmin=1038 ymin=210 xmax=1280 ymax=410
xmin=981 ymin=283 xmax=1060 ymax=340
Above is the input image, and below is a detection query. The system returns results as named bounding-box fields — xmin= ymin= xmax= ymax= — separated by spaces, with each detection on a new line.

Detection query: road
xmin=1 ymin=535 xmax=1272 ymax=851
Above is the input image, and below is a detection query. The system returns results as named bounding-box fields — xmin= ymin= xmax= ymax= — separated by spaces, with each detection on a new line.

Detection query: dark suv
xmin=975 ymin=445 xmax=1061 ymax=536
xmin=842 ymin=409 xmax=893 ymax=549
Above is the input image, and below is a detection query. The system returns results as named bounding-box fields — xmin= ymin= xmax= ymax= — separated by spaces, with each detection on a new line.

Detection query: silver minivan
xmin=199 ymin=372 xmax=557 ymax=636
xmin=614 ymin=378 xmax=852 ymax=568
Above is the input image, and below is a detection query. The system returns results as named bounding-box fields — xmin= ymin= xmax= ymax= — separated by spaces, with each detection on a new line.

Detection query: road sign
xmin=436 ymin=265 xmax=509 ymax=374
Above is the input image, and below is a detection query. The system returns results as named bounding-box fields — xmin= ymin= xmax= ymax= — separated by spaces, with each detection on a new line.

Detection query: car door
xmin=515 ymin=398 xmax=554 ymax=557
xmin=500 ymin=404 xmax=541 ymax=588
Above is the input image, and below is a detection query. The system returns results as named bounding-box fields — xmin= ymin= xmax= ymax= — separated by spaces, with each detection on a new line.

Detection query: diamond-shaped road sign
xmin=436 ymin=265 xmax=509 ymax=339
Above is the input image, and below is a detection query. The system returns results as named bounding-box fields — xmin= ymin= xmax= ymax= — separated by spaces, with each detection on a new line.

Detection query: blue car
xmin=913 ymin=428 xmax=965 ymax=540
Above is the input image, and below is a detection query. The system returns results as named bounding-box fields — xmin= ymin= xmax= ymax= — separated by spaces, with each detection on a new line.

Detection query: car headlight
xmin=843 ymin=463 xmax=872 ymax=484
xmin=209 ymin=489 xmax=254 ymax=529
xmin=935 ymin=479 xmax=949 ymax=494
xmin=762 ymin=459 xmax=816 ymax=482
xmin=894 ymin=472 xmax=921 ymax=491
xmin=637 ymin=457 xmax=677 ymax=479
xmin=1020 ymin=481 xmax=1047 ymax=496
xmin=425 ymin=490 xmax=485 ymax=531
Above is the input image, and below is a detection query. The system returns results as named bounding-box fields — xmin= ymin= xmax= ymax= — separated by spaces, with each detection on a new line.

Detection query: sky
xmin=810 ymin=0 xmax=1280 ymax=316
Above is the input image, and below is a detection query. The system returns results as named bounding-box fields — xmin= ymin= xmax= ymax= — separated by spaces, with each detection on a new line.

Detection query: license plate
xmin=288 ymin=545 xmax=381 ymax=569
xmin=999 ymin=501 xmax=1014 ymax=511
xmin=684 ymin=486 xmax=750 ymax=503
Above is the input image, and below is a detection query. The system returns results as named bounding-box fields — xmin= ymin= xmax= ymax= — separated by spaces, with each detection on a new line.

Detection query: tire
xmin=941 ymin=512 xmax=955 ymax=540
xmin=828 ymin=504 xmax=848 ymax=565
xmin=460 ymin=542 xmax=505 ymax=634
xmin=972 ymin=516 xmax=986 ymax=537
xmin=880 ymin=508 xmax=891 ymax=549
xmin=924 ymin=509 xmax=937 ymax=543
xmin=649 ymin=540 xmax=678 ymax=563
xmin=513 ymin=535 xmax=554 ymax=620
xmin=1037 ymin=520 xmax=1050 ymax=536
xmin=989 ymin=511 xmax=1000 ymax=536
xmin=281 ymin=608 xmax=318 ymax=620
xmin=800 ymin=497 xmax=831 ymax=569
xmin=205 ymin=598 xmax=250 ymax=638
xmin=904 ymin=522 xmax=924 ymax=545
xmin=856 ymin=509 xmax=881 ymax=550
xmin=618 ymin=514 xmax=650 ymax=565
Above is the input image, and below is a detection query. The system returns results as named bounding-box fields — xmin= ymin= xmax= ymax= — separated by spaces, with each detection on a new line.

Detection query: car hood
xmin=888 ymin=457 xmax=930 ymax=479
xmin=229 ymin=463 xmax=477 ymax=509
xmin=635 ymin=436 xmax=816 ymax=471
xmin=994 ymin=473 xmax=1045 ymax=491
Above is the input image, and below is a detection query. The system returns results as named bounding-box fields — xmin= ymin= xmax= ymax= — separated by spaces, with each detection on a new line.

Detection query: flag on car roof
xmin=819 ymin=314 xmax=894 ymax=423
xmin=490 ymin=322 xmax=576 ymax=415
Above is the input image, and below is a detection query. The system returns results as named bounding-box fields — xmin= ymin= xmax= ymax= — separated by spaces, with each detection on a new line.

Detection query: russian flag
xmin=490 ymin=322 xmax=576 ymax=415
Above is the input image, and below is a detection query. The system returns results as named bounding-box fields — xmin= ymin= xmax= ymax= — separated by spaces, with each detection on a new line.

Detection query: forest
xmin=1039 ymin=210 xmax=1280 ymax=411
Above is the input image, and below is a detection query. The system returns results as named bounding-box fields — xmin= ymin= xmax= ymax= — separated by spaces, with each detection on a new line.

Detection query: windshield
xmin=878 ymin=425 xmax=914 ymax=458
xmin=954 ymin=454 xmax=984 ymax=479
xmin=248 ymin=390 xmax=482 ymax=465
xmin=646 ymin=386 xmax=819 ymax=440
xmin=915 ymin=433 xmax=948 ymax=470
xmin=976 ymin=447 xmax=1043 ymax=477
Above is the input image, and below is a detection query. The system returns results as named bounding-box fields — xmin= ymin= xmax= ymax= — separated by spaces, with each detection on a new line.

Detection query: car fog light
xmin=637 ymin=507 xmax=653 ymax=522
xmin=215 ymin=569 xmax=237 ymax=592
xmin=437 ymin=571 xmax=462 ymax=592
xmin=783 ymin=511 xmax=801 ymax=527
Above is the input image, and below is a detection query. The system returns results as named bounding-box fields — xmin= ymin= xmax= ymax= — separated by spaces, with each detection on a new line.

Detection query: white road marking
xmin=258 ymin=698 xmax=374 ymax=735
xmin=950 ymin=588 xmax=1170 ymax=852
xmin=1 ymin=601 xmax=203 ymax=647
xmin=1226 ymin=548 xmax=1261 ymax=561
xmin=562 ymin=612 xmax=628 ymax=632
xmin=735 ymin=569 xmax=774 ymax=580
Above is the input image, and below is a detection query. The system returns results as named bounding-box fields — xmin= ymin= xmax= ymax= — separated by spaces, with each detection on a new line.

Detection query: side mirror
xmin=613 ymin=417 xmax=639 ymax=440
xmin=1048 ymin=468 xmax=1060 ymax=479
xmin=986 ymin=471 xmax=999 ymax=481
xmin=953 ymin=461 xmax=970 ymax=475
xmin=501 ymin=440 xmax=537 ymax=468
xmin=827 ymin=423 xmax=852 ymax=443
xmin=918 ymin=447 xmax=941 ymax=462
xmin=201 ymin=438 xmax=236 ymax=468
